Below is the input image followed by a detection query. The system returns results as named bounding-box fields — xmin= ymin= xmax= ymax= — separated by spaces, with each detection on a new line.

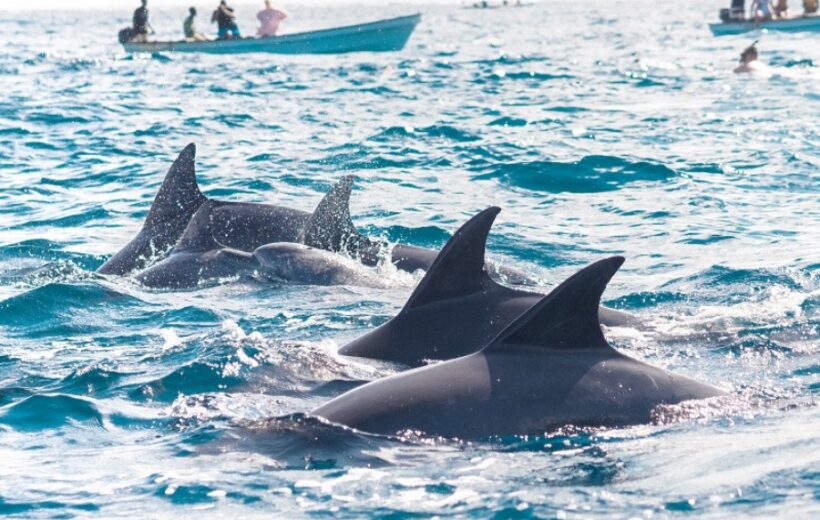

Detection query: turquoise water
xmin=1 ymin=0 xmax=819 ymax=517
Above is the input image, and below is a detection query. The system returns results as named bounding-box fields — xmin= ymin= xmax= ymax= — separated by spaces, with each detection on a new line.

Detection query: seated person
xmin=212 ymin=0 xmax=241 ymax=40
xmin=257 ymin=1 xmax=287 ymax=37
xmin=184 ymin=7 xmax=208 ymax=41
xmin=751 ymin=0 xmax=775 ymax=20
xmin=774 ymin=0 xmax=789 ymax=17
xmin=805 ymin=0 xmax=819 ymax=13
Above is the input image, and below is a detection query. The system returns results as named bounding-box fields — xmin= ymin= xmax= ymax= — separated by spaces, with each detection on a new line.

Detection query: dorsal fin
xmin=144 ymin=143 xmax=206 ymax=229
xmin=484 ymin=256 xmax=624 ymax=352
xmin=402 ymin=207 xmax=501 ymax=310
xmin=298 ymin=176 xmax=367 ymax=253
xmin=171 ymin=200 xmax=223 ymax=253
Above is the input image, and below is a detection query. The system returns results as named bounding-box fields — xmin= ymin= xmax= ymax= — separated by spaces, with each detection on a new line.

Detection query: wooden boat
xmin=122 ymin=14 xmax=421 ymax=54
xmin=709 ymin=13 xmax=820 ymax=35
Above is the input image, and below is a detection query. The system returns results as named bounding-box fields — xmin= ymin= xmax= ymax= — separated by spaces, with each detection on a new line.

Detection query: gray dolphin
xmin=339 ymin=207 xmax=641 ymax=367
xmin=134 ymin=200 xmax=258 ymax=289
xmin=314 ymin=257 xmax=724 ymax=438
xmin=97 ymin=143 xmax=308 ymax=276
xmin=135 ymin=192 xmax=387 ymax=289
xmin=97 ymin=144 xmax=207 ymax=275
xmin=254 ymin=243 xmax=387 ymax=288
xmin=98 ymin=144 xmax=534 ymax=284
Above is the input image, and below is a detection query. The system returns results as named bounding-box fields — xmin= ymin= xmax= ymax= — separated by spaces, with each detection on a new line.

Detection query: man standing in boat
xmin=212 ymin=1 xmax=241 ymax=40
xmin=257 ymin=1 xmax=287 ymax=38
xmin=132 ymin=0 xmax=153 ymax=43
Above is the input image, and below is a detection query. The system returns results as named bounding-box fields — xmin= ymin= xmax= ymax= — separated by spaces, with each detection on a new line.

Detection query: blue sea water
xmin=0 ymin=0 xmax=818 ymax=517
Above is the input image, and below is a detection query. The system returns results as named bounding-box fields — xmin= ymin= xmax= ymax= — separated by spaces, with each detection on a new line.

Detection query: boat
xmin=121 ymin=14 xmax=421 ymax=54
xmin=465 ymin=1 xmax=535 ymax=8
xmin=709 ymin=13 xmax=820 ymax=35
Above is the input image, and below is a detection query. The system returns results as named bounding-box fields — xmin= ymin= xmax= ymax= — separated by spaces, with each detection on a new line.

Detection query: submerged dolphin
xmin=98 ymin=144 xmax=534 ymax=284
xmin=340 ymin=207 xmax=640 ymax=367
xmin=314 ymin=257 xmax=724 ymax=438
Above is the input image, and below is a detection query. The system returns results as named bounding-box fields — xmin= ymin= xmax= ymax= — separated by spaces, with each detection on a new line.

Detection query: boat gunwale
xmin=708 ymin=13 xmax=820 ymax=34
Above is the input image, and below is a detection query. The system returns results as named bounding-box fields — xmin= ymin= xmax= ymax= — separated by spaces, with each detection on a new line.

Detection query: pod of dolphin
xmin=99 ymin=144 xmax=725 ymax=439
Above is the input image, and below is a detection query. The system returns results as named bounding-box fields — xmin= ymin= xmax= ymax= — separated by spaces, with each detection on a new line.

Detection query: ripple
xmin=472 ymin=155 xmax=677 ymax=193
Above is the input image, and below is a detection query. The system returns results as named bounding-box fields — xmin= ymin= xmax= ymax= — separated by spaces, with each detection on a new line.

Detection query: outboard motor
xmin=118 ymin=27 xmax=135 ymax=44
xmin=719 ymin=8 xmax=731 ymax=22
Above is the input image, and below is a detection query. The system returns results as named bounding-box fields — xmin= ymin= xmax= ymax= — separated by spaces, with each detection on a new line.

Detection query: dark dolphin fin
xmin=485 ymin=256 xmax=625 ymax=351
xmin=171 ymin=200 xmax=223 ymax=253
xmin=145 ymin=143 xmax=206 ymax=229
xmin=402 ymin=207 xmax=501 ymax=310
xmin=97 ymin=143 xmax=207 ymax=274
xmin=298 ymin=176 xmax=371 ymax=253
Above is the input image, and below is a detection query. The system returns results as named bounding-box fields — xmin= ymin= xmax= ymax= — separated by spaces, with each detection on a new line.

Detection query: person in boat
xmin=184 ymin=7 xmax=208 ymax=41
xmin=257 ymin=1 xmax=287 ymax=38
xmin=734 ymin=42 xmax=760 ymax=73
xmin=750 ymin=0 xmax=775 ymax=21
xmin=774 ymin=0 xmax=789 ymax=17
xmin=212 ymin=0 xmax=241 ymax=40
xmin=132 ymin=0 xmax=153 ymax=43
xmin=805 ymin=0 xmax=819 ymax=14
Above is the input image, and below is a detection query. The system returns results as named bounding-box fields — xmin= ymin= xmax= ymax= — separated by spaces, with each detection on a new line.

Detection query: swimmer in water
xmin=733 ymin=41 xmax=761 ymax=73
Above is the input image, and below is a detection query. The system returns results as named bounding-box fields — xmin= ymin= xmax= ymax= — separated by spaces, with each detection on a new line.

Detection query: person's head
xmin=265 ymin=0 xmax=271 ymax=6
xmin=141 ymin=0 xmax=147 ymax=6
xmin=740 ymin=43 xmax=758 ymax=63
xmin=220 ymin=0 xmax=226 ymax=4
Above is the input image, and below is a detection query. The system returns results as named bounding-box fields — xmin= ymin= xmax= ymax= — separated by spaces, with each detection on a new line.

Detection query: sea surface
xmin=0 ymin=0 xmax=818 ymax=517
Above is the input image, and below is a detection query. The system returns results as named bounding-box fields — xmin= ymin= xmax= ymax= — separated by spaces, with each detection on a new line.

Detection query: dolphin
xmin=98 ymin=144 xmax=534 ymax=284
xmin=313 ymin=256 xmax=725 ymax=438
xmin=135 ymin=191 xmax=388 ymax=289
xmin=134 ymin=199 xmax=258 ymax=289
xmin=339 ymin=207 xmax=641 ymax=367
xmin=254 ymin=243 xmax=387 ymax=288
xmin=97 ymin=144 xmax=207 ymax=275
xmin=97 ymin=143 xmax=308 ymax=276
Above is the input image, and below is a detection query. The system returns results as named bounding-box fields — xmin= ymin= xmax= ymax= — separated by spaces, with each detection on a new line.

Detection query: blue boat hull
xmin=122 ymin=14 xmax=421 ymax=54
xmin=709 ymin=14 xmax=820 ymax=35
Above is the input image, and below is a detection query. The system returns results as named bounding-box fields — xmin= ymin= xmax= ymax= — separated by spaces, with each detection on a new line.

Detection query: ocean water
xmin=0 ymin=0 xmax=818 ymax=517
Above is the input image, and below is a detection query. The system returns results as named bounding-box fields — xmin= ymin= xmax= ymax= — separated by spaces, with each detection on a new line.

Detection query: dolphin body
xmin=339 ymin=207 xmax=641 ymax=367
xmin=314 ymin=257 xmax=724 ymax=438
xmin=98 ymin=145 xmax=534 ymax=284
xmin=136 ymin=184 xmax=387 ymax=289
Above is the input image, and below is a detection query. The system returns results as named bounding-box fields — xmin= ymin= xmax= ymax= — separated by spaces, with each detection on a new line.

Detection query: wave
xmin=0 ymin=394 xmax=103 ymax=431
xmin=472 ymin=155 xmax=676 ymax=193
xmin=0 ymin=282 xmax=141 ymax=334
